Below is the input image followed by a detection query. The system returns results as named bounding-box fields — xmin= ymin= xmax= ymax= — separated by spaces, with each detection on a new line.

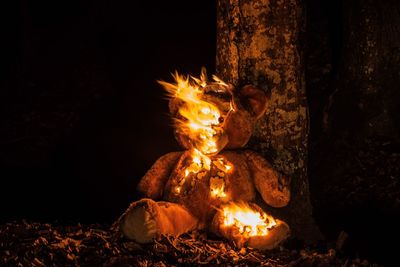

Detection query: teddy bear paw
xmin=120 ymin=204 xmax=160 ymax=243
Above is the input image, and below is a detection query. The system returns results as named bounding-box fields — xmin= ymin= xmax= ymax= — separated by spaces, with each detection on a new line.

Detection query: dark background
xmin=1 ymin=0 xmax=399 ymax=265
xmin=0 ymin=0 xmax=216 ymax=222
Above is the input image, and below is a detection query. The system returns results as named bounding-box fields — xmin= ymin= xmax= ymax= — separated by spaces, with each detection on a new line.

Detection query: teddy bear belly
xmin=164 ymin=175 xmax=256 ymax=227
xmin=162 ymin=151 xmax=257 ymax=226
xmin=163 ymin=177 xmax=229 ymax=227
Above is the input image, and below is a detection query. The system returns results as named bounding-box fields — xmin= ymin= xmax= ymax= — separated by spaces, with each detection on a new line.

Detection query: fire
xmin=186 ymin=149 xmax=211 ymax=174
xmin=158 ymin=69 xmax=228 ymax=157
xmin=213 ymin=157 xmax=232 ymax=173
xmin=159 ymin=69 xmax=233 ymax=197
xmin=222 ymin=203 xmax=277 ymax=237
xmin=210 ymin=176 xmax=227 ymax=198
xmin=209 ymin=157 xmax=233 ymax=198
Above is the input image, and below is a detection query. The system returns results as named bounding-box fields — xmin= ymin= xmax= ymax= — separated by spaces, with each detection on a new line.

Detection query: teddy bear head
xmin=162 ymin=74 xmax=267 ymax=155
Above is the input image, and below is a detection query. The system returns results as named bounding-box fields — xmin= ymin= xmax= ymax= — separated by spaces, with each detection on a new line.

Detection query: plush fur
xmin=119 ymin=85 xmax=290 ymax=250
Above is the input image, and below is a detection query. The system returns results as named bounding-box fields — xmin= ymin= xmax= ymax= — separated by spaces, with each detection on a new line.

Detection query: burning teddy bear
xmin=119 ymin=70 xmax=291 ymax=250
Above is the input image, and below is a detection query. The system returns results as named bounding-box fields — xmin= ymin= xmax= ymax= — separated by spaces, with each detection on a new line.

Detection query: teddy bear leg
xmin=119 ymin=198 xmax=198 ymax=243
xmin=211 ymin=204 xmax=290 ymax=250
xmin=246 ymin=219 xmax=290 ymax=250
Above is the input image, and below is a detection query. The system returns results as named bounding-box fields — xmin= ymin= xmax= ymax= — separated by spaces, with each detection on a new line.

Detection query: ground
xmin=1 ymin=221 xmax=380 ymax=267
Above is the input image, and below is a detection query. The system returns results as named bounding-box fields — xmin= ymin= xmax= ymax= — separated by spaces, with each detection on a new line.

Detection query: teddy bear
xmin=119 ymin=71 xmax=291 ymax=250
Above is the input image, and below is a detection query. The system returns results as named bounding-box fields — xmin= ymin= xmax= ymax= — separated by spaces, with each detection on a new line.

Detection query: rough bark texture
xmin=216 ymin=0 xmax=321 ymax=242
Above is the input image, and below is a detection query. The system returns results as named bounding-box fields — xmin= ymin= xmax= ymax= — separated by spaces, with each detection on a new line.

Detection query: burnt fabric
xmin=119 ymin=85 xmax=290 ymax=250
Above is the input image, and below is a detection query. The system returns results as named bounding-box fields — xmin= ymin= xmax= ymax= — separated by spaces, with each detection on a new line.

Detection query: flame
xmin=209 ymin=157 xmax=232 ymax=198
xmin=210 ymin=185 xmax=227 ymax=198
xmin=159 ymin=69 xmax=232 ymax=196
xmin=159 ymin=69 xmax=227 ymax=156
xmin=222 ymin=203 xmax=277 ymax=237
xmin=213 ymin=157 xmax=233 ymax=173
xmin=175 ymin=149 xmax=208 ymax=192
xmin=210 ymin=176 xmax=227 ymax=198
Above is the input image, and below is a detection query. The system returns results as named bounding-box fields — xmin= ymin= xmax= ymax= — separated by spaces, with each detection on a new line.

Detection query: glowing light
xmin=158 ymin=69 xmax=228 ymax=156
xmin=159 ymin=69 xmax=231 ymax=196
xmin=210 ymin=176 xmax=227 ymax=198
xmin=222 ymin=203 xmax=277 ymax=237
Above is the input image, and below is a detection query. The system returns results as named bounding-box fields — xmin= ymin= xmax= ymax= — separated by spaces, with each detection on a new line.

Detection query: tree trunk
xmin=216 ymin=0 xmax=321 ymax=242
xmin=329 ymin=0 xmax=400 ymax=143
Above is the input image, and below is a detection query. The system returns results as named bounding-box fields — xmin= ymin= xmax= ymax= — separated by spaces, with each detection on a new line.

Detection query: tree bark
xmin=328 ymin=0 xmax=400 ymax=143
xmin=216 ymin=0 xmax=321 ymax=242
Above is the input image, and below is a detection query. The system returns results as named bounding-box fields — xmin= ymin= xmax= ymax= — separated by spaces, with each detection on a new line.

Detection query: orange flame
xmin=159 ymin=69 xmax=232 ymax=197
xmin=222 ymin=203 xmax=277 ymax=237
xmin=158 ymin=69 xmax=228 ymax=157
xmin=210 ymin=177 xmax=227 ymax=198
xmin=209 ymin=157 xmax=233 ymax=198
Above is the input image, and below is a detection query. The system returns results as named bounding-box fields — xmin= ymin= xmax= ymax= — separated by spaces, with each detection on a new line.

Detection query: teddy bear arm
xmin=137 ymin=152 xmax=182 ymax=199
xmin=244 ymin=150 xmax=291 ymax=208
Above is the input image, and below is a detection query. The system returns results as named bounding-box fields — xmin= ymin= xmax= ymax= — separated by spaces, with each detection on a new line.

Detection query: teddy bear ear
xmin=238 ymin=85 xmax=268 ymax=119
